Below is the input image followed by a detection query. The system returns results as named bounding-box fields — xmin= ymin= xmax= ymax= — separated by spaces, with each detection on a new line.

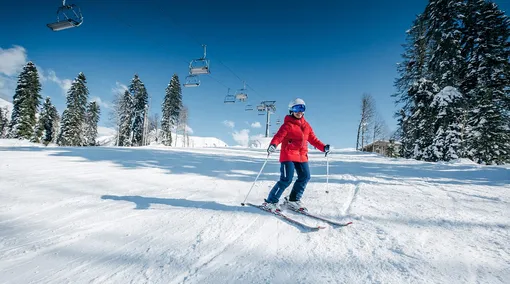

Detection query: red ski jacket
xmin=270 ymin=115 xmax=326 ymax=162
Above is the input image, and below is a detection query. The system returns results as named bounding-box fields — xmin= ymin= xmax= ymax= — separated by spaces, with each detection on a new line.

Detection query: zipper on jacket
xmin=300 ymin=119 xmax=304 ymax=162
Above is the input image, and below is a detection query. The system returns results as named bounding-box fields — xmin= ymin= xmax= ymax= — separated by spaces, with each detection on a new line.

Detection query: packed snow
xmin=0 ymin=139 xmax=509 ymax=284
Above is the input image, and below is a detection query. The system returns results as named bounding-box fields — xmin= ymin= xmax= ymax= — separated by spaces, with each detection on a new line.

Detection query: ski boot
xmin=284 ymin=196 xmax=307 ymax=212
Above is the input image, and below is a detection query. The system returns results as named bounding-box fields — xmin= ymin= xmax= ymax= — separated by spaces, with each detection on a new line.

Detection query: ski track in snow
xmin=1 ymin=142 xmax=509 ymax=284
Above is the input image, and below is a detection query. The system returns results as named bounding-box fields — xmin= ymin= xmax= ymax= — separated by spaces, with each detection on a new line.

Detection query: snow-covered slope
xmin=96 ymin=127 xmax=229 ymax=148
xmin=0 ymin=140 xmax=508 ymax=284
xmin=0 ymin=97 xmax=13 ymax=116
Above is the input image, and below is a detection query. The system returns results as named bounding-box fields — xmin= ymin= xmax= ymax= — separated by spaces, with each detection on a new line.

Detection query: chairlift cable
xmin=205 ymin=74 xmax=230 ymax=90
xmin=100 ymin=3 xmax=271 ymax=109
xmin=155 ymin=4 xmax=268 ymax=101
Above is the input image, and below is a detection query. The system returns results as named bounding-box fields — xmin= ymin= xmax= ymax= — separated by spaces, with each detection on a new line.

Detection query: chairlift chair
xmin=224 ymin=95 xmax=236 ymax=103
xmin=224 ymin=88 xmax=235 ymax=104
xmin=257 ymin=104 xmax=266 ymax=115
xmin=245 ymin=104 xmax=254 ymax=111
xmin=235 ymin=81 xmax=248 ymax=102
xmin=276 ymin=118 xmax=281 ymax=126
xmin=236 ymin=93 xmax=248 ymax=102
xmin=189 ymin=45 xmax=210 ymax=75
xmin=47 ymin=0 xmax=83 ymax=31
xmin=183 ymin=74 xmax=200 ymax=87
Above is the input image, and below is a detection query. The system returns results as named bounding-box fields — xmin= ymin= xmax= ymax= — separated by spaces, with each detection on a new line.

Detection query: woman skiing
xmin=263 ymin=98 xmax=329 ymax=212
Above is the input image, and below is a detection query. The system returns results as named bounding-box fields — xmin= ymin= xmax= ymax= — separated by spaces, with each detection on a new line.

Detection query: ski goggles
xmin=290 ymin=104 xmax=306 ymax=113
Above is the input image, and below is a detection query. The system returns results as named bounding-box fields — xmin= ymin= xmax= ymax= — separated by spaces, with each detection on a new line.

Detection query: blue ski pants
xmin=266 ymin=161 xmax=311 ymax=203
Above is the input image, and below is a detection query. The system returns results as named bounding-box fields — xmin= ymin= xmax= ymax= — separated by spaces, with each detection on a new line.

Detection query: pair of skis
xmin=243 ymin=202 xmax=352 ymax=231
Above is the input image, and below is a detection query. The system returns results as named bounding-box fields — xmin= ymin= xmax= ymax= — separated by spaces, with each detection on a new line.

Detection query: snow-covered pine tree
xmin=8 ymin=61 xmax=42 ymax=140
xmin=408 ymin=78 xmax=440 ymax=161
xmin=57 ymin=72 xmax=89 ymax=146
xmin=51 ymin=112 xmax=60 ymax=144
xmin=84 ymin=101 xmax=101 ymax=146
xmin=34 ymin=97 xmax=59 ymax=145
xmin=396 ymin=109 xmax=412 ymax=158
xmin=455 ymin=0 xmax=510 ymax=164
xmin=462 ymin=0 xmax=510 ymax=164
xmin=425 ymin=0 xmax=464 ymax=88
xmin=418 ymin=0 xmax=466 ymax=162
xmin=430 ymin=86 xmax=464 ymax=161
xmin=169 ymin=74 xmax=183 ymax=146
xmin=0 ymin=107 xmax=9 ymax=138
xmin=386 ymin=139 xmax=398 ymax=158
xmin=31 ymin=117 xmax=43 ymax=143
xmin=129 ymin=74 xmax=148 ymax=146
xmin=161 ymin=89 xmax=172 ymax=146
xmin=117 ymin=90 xmax=133 ymax=146
xmin=161 ymin=74 xmax=182 ymax=146
xmin=394 ymin=13 xmax=429 ymax=158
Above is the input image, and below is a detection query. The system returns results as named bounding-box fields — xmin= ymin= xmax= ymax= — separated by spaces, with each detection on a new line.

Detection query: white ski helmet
xmin=288 ymin=98 xmax=306 ymax=113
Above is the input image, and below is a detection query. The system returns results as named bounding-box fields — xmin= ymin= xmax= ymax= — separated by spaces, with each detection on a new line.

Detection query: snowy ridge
xmin=0 ymin=140 xmax=509 ymax=283
xmin=0 ymin=97 xmax=13 ymax=116
xmin=96 ymin=127 xmax=229 ymax=148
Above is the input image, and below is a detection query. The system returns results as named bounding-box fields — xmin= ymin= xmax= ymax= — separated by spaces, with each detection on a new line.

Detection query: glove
xmin=267 ymin=144 xmax=277 ymax=154
xmin=324 ymin=144 xmax=330 ymax=156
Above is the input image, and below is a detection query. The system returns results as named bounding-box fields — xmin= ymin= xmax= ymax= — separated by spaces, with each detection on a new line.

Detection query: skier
xmin=262 ymin=98 xmax=330 ymax=212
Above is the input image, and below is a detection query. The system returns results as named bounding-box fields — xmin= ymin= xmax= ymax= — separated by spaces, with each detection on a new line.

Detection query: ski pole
xmin=241 ymin=153 xmax=270 ymax=206
xmin=325 ymin=152 xmax=330 ymax=194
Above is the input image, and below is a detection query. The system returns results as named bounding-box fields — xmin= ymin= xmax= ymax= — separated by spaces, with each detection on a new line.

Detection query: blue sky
xmin=1 ymin=0 xmax=509 ymax=148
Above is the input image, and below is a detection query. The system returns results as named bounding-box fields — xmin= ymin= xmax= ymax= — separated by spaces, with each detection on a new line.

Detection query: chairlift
xmin=276 ymin=118 xmax=281 ymax=126
xmin=235 ymin=81 xmax=248 ymax=102
xmin=257 ymin=104 xmax=266 ymax=115
xmin=189 ymin=44 xmax=210 ymax=75
xmin=47 ymin=0 xmax=83 ymax=31
xmin=224 ymin=88 xmax=235 ymax=104
xmin=245 ymin=104 xmax=254 ymax=111
xmin=183 ymin=74 xmax=200 ymax=87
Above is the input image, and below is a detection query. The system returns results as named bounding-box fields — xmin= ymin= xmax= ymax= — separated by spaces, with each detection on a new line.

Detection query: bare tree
xmin=356 ymin=93 xmax=375 ymax=150
xmin=108 ymin=92 xmax=123 ymax=146
xmin=173 ymin=105 xmax=189 ymax=147
xmin=179 ymin=106 xmax=189 ymax=147
xmin=149 ymin=113 xmax=159 ymax=143
xmin=371 ymin=114 xmax=388 ymax=144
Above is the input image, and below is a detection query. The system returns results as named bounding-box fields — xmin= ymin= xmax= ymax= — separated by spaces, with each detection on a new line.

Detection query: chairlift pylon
xmin=224 ymin=88 xmax=235 ymax=104
xmin=183 ymin=74 xmax=200 ymax=87
xmin=47 ymin=0 xmax=83 ymax=31
xmin=235 ymin=81 xmax=248 ymax=102
xmin=189 ymin=44 xmax=210 ymax=75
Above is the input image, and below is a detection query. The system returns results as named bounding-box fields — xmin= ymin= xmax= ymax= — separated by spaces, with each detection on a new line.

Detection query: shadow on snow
xmin=1 ymin=146 xmax=508 ymax=188
xmin=101 ymin=194 xmax=320 ymax=233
